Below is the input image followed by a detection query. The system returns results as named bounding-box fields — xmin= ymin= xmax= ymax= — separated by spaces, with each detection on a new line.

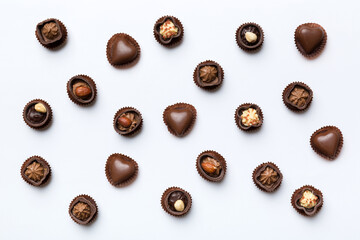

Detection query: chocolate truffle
xmin=23 ymin=99 xmax=52 ymax=129
xmin=291 ymin=185 xmax=323 ymax=217
xmin=35 ymin=18 xmax=67 ymax=49
xmin=236 ymin=22 xmax=264 ymax=51
xmin=106 ymin=33 xmax=140 ymax=68
xmin=161 ymin=187 xmax=192 ymax=217
xmin=21 ymin=156 xmax=51 ymax=187
xmin=105 ymin=153 xmax=138 ymax=187
xmin=67 ymin=75 xmax=97 ymax=106
xmin=235 ymin=103 xmax=263 ymax=131
xmin=283 ymin=82 xmax=313 ymax=111
xmin=69 ymin=195 xmax=98 ymax=225
xmin=163 ymin=103 xmax=197 ymax=137
xmin=113 ymin=107 xmax=142 ymax=136
xmin=193 ymin=60 xmax=224 ymax=90
xmin=153 ymin=16 xmax=183 ymax=47
xmin=252 ymin=162 xmax=282 ymax=192
xmin=310 ymin=126 xmax=343 ymax=160
xmin=196 ymin=150 xmax=226 ymax=182
xmin=294 ymin=23 xmax=327 ymax=58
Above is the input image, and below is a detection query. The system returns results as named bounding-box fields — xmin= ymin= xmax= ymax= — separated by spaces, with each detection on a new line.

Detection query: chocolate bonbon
xmin=69 ymin=195 xmax=98 ymax=225
xmin=153 ymin=16 xmax=183 ymax=47
xmin=67 ymin=75 xmax=97 ymax=106
xmin=196 ymin=150 xmax=226 ymax=182
xmin=161 ymin=187 xmax=192 ymax=217
xmin=163 ymin=103 xmax=196 ymax=137
xmin=23 ymin=99 xmax=52 ymax=129
xmin=283 ymin=82 xmax=313 ymax=111
xmin=235 ymin=103 xmax=263 ymax=131
xmin=106 ymin=33 xmax=140 ymax=67
xmin=21 ymin=156 xmax=51 ymax=187
xmin=236 ymin=22 xmax=264 ymax=51
xmin=105 ymin=153 xmax=138 ymax=187
xmin=291 ymin=185 xmax=323 ymax=217
xmin=310 ymin=126 xmax=343 ymax=160
xmin=294 ymin=23 xmax=327 ymax=58
xmin=113 ymin=107 xmax=142 ymax=136
xmin=193 ymin=60 xmax=224 ymax=90
xmin=252 ymin=162 xmax=282 ymax=192
xmin=35 ymin=18 xmax=67 ymax=49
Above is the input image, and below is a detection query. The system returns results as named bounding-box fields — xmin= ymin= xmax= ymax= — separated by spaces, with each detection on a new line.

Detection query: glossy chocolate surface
xmin=107 ymin=33 xmax=140 ymax=67
xmin=105 ymin=153 xmax=138 ymax=187
xmin=283 ymin=82 xmax=313 ymax=111
xmin=69 ymin=195 xmax=97 ymax=225
xmin=295 ymin=23 xmax=326 ymax=58
xmin=253 ymin=162 xmax=282 ymax=192
xmin=311 ymin=126 xmax=343 ymax=160
xmin=21 ymin=156 xmax=51 ymax=187
xmin=163 ymin=103 xmax=196 ymax=137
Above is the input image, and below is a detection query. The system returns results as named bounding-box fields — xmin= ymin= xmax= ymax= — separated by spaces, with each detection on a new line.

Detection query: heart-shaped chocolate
xmin=295 ymin=23 xmax=326 ymax=58
xmin=106 ymin=33 xmax=140 ymax=67
xmin=105 ymin=153 xmax=138 ymax=187
xmin=163 ymin=103 xmax=196 ymax=137
xmin=310 ymin=126 xmax=343 ymax=160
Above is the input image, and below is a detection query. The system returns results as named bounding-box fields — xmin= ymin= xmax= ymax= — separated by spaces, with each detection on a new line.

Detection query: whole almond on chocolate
xmin=118 ymin=116 xmax=132 ymax=128
xmin=73 ymin=83 xmax=92 ymax=99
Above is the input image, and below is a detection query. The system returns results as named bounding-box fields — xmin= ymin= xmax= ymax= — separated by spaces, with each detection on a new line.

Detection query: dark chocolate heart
xmin=164 ymin=103 xmax=196 ymax=137
xmin=296 ymin=26 xmax=324 ymax=54
xmin=311 ymin=126 xmax=342 ymax=159
xmin=111 ymin=36 xmax=138 ymax=65
xmin=106 ymin=154 xmax=137 ymax=186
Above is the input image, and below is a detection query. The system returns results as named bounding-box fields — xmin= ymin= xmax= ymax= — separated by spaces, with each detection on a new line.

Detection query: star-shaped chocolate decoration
xmin=25 ymin=161 xmax=45 ymax=182
xmin=72 ymin=202 xmax=91 ymax=221
xmin=289 ymin=87 xmax=309 ymax=107
xmin=199 ymin=66 xmax=218 ymax=83
xmin=259 ymin=167 xmax=279 ymax=186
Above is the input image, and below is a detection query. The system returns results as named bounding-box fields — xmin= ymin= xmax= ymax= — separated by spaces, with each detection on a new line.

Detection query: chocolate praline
xmin=193 ymin=60 xmax=224 ymax=90
xmin=35 ymin=18 xmax=67 ymax=49
xmin=67 ymin=75 xmax=97 ymax=106
xmin=252 ymin=162 xmax=282 ymax=192
xmin=236 ymin=22 xmax=264 ymax=51
xmin=294 ymin=23 xmax=327 ymax=58
xmin=106 ymin=33 xmax=140 ymax=68
xmin=310 ymin=126 xmax=343 ymax=160
xmin=23 ymin=99 xmax=52 ymax=129
xmin=163 ymin=103 xmax=197 ymax=137
xmin=113 ymin=107 xmax=142 ymax=136
xmin=282 ymin=82 xmax=313 ymax=111
xmin=161 ymin=187 xmax=192 ymax=217
xmin=105 ymin=153 xmax=138 ymax=187
xmin=153 ymin=16 xmax=183 ymax=47
xmin=196 ymin=150 xmax=226 ymax=182
xmin=21 ymin=156 xmax=51 ymax=187
xmin=291 ymin=185 xmax=323 ymax=217
xmin=235 ymin=103 xmax=263 ymax=131
xmin=69 ymin=195 xmax=98 ymax=225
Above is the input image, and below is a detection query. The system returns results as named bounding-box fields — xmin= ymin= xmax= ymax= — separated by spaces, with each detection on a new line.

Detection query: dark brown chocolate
xmin=193 ymin=60 xmax=224 ymax=90
xmin=310 ymin=126 xmax=343 ymax=160
xmin=69 ymin=195 xmax=98 ymax=225
xmin=252 ymin=162 xmax=282 ymax=192
xmin=235 ymin=103 xmax=263 ymax=131
xmin=283 ymin=82 xmax=313 ymax=111
xmin=291 ymin=185 xmax=323 ymax=217
xmin=196 ymin=150 xmax=226 ymax=182
xmin=21 ymin=156 xmax=51 ymax=187
xmin=161 ymin=187 xmax=192 ymax=217
xmin=163 ymin=103 xmax=196 ymax=137
xmin=106 ymin=33 xmax=140 ymax=68
xmin=35 ymin=18 xmax=67 ymax=49
xmin=67 ymin=75 xmax=97 ymax=106
xmin=113 ymin=107 xmax=142 ymax=136
xmin=105 ymin=153 xmax=138 ymax=187
xmin=236 ymin=22 xmax=264 ymax=51
xmin=294 ymin=23 xmax=327 ymax=58
xmin=153 ymin=16 xmax=183 ymax=47
xmin=23 ymin=99 xmax=52 ymax=129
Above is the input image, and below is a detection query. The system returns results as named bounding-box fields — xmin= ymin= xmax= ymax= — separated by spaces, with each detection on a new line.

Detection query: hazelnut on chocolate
xmin=23 ymin=99 xmax=52 ymax=129
xmin=67 ymin=75 xmax=97 ymax=106
xmin=113 ymin=107 xmax=143 ymax=136
xmin=73 ymin=82 xmax=92 ymax=99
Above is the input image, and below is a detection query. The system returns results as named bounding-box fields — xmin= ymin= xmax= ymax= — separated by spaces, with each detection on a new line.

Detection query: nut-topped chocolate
xmin=161 ymin=187 xmax=192 ymax=217
xmin=236 ymin=22 xmax=264 ymax=51
xmin=196 ymin=150 xmax=226 ymax=182
xmin=291 ymin=185 xmax=323 ymax=217
xmin=154 ymin=16 xmax=183 ymax=47
xmin=35 ymin=18 xmax=67 ymax=49
xmin=283 ymin=82 xmax=313 ymax=111
xmin=23 ymin=99 xmax=52 ymax=129
xmin=67 ymin=75 xmax=97 ymax=106
xmin=21 ymin=156 xmax=51 ymax=187
xmin=294 ymin=23 xmax=327 ymax=58
xmin=310 ymin=126 xmax=343 ymax=160
xmin=163 ymin=103 xmax=197 ymax=137
xmin=106 ymin=33 xmax=140 ymax=68
xmin=252 ymin=162 xmax=282 ymax=192
xmin=193 ymin=60 xmax=224 ymax=90
xmin=235 ymin=103 xmax=263 ymax=131
xmin=69 ymin=195 xmax=97 ymax=225
xmin=113 ymin=107 xmax=142 ymax=136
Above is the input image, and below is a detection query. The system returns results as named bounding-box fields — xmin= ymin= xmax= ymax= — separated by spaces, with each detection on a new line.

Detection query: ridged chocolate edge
xmin=310 ymin=125 xmax=343 ymax=160
xmin=282 ymin=81 xmax=313 ymax=112
xmin=105 ymin=153 xmax=139 ymax=187
xmin=23 ymin=99 xmax=53 ymax=130
xmin=68 ymin=194 xmax=98 ymax=225
xmin=196 ymin=150 xmax=227 ymax=182
xmin=160 ymin=186 xmax=192 ymax=217
xmin=234 ymin=103 xmax=263 ymax=132
xmin=193 ymin=60 xmax=224 ymax=91
xmin=294 ymin=23 xmax=327 ymax=59
xmin=291 ymin=185 xmax=323 ymax=217
xmin=153 ymin=15 xmax=184 ymax=48
xmin=252 ymin=162 xmax=283 ymax=193
xmin=66 ymin=74 xmax=97 ymax=106
xmin=20 ymin=155 xmax=51 ymax=187
xmin=113 ymin=107 xmax=143 ymax=136
xmin=235 ymin=22 xmax=264 ymax=52
xmin=35 ymin=18 xmax=67 ymax=49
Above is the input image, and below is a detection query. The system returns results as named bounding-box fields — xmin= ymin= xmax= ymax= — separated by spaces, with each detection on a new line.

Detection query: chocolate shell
xmin=23 ymin=99 xmax=52 ymax=129
xmin=235 ymin=103 xmax=263 ymax=131
xmin=153 ymin=16 xmax=183 ymax=47
xmin=67 ymin=74 xmax=97 ymax=106
xmin=282 ymin=82 xmax=313 ymax=112
xmin=196 ymin=150 xmax=226 ymax=182
xmin=113 ymin=107 xmax=142 ymax=136
xmin=294 ymin=23 xmax=327 ymax=59
xmin=105 ymin=153 xmax=138 ymax=187
xmin=161 ymin=187 xmax=192 ymax=217
xmin=236 ymin=22 xmax=264 ymax=52
xmin=193 ymin=60 xmax=224 ymax=90
xmin=310 ymin=126 xmax=343 ymax=160
xmin=106 ymin=33 xmax=140 ymax=68
xmin=35 ymin=18 xmax=67 ymax=49
xmin=21 ymin=156 xmax=51 ymax=187
xmin=69 ymin=194 xmax=98 ymax=225
xmin=291 ymin=185 xmax=323 ymax=217
xmin=252 ymin=162 xmax=282 ymax=192
xmin=163 ymin=103 xmax=197 ymax=137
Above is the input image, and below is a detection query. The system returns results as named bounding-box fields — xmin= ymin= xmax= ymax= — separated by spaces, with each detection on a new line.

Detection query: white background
xmin=0 ymin=0 xmax=358 ymax=239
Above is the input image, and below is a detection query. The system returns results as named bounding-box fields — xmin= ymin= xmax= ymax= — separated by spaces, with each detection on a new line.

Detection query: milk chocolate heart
xmin=163 ymin=103 xmax=197 ymax=137
xmin=310 ymin=126 xmax=343 ymax=160
xmin=106 ymin=33 xmax=140 ymax=67
xmin=105 ymin=153 xmax=138 ymax=187
xmin=295 ymin=23 xmax=327 ymax=58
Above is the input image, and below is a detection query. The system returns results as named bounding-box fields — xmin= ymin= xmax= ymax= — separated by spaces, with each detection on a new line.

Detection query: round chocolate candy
xmin=113 ymin=107 xmax=142 ymax=136
xmin=69 ymin=195 xmax=98 ymax=225
xmin=153 ymin=15 xmax=184 ymax=47
xmin=21 ymin=156 xmax=51 ymax=187
xmin=23 ymin=99 xmax=52 ymax=129
xmin=35 ymin=18 xmax=67 ymax=49
xmin=236 ymin=22 xmax=264 ymax=51
xmin=291 ymin=185 xmax=323 ymax=217
xmin=196 ymin=150 xmax=226 ymax=182
xmin=161 ymin=187 xmax=192 ymax=217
